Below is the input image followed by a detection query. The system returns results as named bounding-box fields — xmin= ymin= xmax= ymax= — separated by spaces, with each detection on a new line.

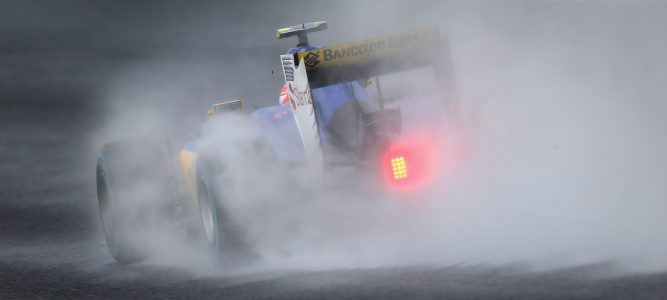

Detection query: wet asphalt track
xmin=2 ymin=1 xmax=667 ymax=299
xmin=3 ymin=43 xmax=667 ymax=300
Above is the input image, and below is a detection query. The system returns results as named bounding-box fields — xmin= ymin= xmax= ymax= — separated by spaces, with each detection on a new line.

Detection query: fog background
xmin=1 ymin=0 xmax=666 ymax=277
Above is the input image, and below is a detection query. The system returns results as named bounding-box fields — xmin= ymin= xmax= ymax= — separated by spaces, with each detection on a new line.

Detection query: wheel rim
xmin=198 ymin=183 xmax=215 ymax=245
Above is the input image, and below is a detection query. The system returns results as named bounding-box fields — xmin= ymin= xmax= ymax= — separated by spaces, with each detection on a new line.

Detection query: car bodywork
xmin=179 ymin=23 xmax=454 ymax=204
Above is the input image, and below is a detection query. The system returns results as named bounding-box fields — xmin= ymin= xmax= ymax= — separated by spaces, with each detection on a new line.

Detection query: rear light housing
xmin=390 ymin=156 xmax=408 ymax=180
xmin=381 ymin=135 xmax=440 ymax=191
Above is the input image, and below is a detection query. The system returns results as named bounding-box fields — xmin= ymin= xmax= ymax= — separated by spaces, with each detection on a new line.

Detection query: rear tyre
xmin=96 ymin=139 xmax=171 ymax=264
xmin=196 ymin=159 xmax=253 ymax=266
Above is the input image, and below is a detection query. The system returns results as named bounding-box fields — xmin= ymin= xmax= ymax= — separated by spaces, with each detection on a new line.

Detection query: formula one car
xmin=96 ymin=21 xmax=457 ymax=264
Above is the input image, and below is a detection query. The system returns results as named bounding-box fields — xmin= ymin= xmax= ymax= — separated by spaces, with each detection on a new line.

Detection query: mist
xmin=80 ymin=0 xmax=667 ymax=275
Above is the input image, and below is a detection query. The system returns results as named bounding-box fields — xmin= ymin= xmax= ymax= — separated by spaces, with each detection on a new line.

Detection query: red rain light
xmin=381 ymin=135 xmax=440 ymax=191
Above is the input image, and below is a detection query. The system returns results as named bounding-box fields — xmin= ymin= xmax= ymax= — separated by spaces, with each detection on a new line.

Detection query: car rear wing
xmin=294 ymin=27 xmax=453 ymax=89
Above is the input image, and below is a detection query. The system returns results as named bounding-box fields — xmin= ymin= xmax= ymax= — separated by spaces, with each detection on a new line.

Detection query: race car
xmin=96 ymin=21 xmax=457 ymax=264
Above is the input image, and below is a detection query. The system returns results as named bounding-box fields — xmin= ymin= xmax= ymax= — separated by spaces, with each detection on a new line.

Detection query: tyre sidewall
xmin=96 ymin=139 xmax=169 ymax=264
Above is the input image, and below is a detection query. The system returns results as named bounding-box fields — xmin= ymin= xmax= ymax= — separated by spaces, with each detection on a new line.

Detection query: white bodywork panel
xmin=280 ymin=54 xmax=323 ymax=174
